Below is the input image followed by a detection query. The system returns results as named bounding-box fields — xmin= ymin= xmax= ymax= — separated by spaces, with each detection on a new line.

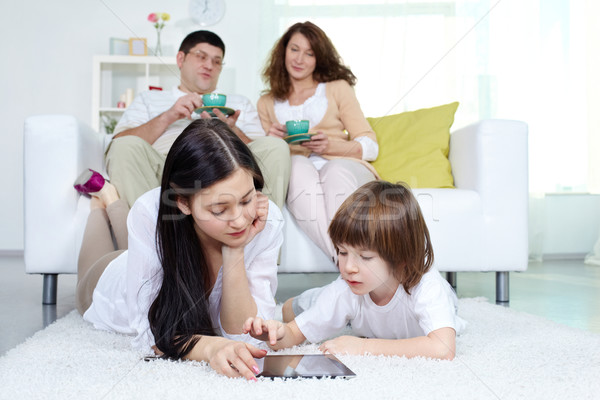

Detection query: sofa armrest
xmin=24 ymin=115 xmax=106 ymax=274
xmin=449 ymin=119 xmax=529 ymax=269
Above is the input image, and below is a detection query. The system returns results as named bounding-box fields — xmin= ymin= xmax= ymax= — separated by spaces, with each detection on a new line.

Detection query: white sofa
xmin=23 ymin=115 xmax=528 ymax=305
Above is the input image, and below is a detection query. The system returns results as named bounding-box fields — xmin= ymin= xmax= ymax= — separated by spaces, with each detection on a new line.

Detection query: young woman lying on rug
xmin=243 ymin=181 xmax=465 ymax=360
xmin=74 ymin=119 xmax=283 ymax=381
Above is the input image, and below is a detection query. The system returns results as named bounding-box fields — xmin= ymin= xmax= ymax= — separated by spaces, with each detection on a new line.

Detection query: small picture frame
xmin=109 ymin=38 xmax=129 ymax=55
xmin=128 ymin=38 xmax=147 ymax=56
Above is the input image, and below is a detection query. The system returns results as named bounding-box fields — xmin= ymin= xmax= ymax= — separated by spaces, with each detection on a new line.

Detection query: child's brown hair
xmin=328 ymin=181 xmax=433 ymax=294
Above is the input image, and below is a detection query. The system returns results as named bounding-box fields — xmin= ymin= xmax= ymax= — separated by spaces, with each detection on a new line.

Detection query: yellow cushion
xmin=368 ymin=102 xmax=459 ymax=188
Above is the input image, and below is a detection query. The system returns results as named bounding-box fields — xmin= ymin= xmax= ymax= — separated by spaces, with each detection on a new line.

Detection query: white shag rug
xmin=1 ymin=298 xmax=599 ymax=400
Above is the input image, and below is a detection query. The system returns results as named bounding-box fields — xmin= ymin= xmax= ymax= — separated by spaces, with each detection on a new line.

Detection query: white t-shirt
xmin=273 ymin=82 xmax=379 ymax=170
xmin=294 ymin=269 xmax=466 ymax=344
xmin=114 ymin=87 xmax=265 ymax=155
xmin=83 ymin=187 xmax=284 ymax=353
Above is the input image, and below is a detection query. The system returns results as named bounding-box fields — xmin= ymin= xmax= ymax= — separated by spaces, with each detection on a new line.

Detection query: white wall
xmin=541 ymin=194 xmax=600 ymax=258
xmin=0 ymin=0 xmax=269 ymax=251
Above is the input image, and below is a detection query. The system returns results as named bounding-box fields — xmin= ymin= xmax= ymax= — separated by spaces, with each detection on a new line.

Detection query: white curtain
xmin=258 ymin=0 xmax=600 ymax=257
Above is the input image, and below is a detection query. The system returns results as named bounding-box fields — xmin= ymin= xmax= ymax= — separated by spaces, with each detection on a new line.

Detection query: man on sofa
xmin=105 ymin=30 xmax=291 ymax=208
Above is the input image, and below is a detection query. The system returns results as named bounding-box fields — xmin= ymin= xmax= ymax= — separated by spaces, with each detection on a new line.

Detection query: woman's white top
xmin=294 ymin=269 xmax=466 ymax=343
xmin=83 ymin=187 xmax=284 ymax=353
xmin=273 ymin=82 xmax=378 ymax=170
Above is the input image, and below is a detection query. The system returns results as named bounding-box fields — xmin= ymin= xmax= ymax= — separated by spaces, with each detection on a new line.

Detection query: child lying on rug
xmin=243 ymin=181 xmax=465 ymax=360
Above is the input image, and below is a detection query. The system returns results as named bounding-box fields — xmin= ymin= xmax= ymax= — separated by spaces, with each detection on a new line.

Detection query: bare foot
xmin=94 ymin=182 xmax=120 ymax=207
xmin=90 ymin=196 xmax=105 ymax=210
xmin=282 ymin=297 xmax=296 ymax=323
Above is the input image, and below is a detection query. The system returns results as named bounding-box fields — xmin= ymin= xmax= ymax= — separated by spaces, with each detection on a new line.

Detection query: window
xmin=260 ymin=0 xmax=598 ymax=193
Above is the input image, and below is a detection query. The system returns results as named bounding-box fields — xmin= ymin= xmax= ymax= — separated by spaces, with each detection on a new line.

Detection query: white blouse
xmin=83 ymin=187 xmax=284 ymax=353
xmin=273 ymin=82 xmax=378 ymax=169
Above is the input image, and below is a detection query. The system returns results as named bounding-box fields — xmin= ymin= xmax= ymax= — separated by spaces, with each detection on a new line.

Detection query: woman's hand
xmin=242 ymin=317 xmax=286 ymax=346
xmin=302 ymin=131 xmax=328 ymax=154
xmin=267 ymin=122 xmax=287 ymax=139
xmin=244 ymin=191 xmax=269 ymax=246
xmin=206 ymin=337 xmax=267 ymax=380
xmin=319 ymin=335 xmax=365 ymax=355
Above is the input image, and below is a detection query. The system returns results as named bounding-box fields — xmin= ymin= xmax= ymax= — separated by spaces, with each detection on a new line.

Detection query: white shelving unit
xmin=92 ymin=55 xmax=178 ymax=133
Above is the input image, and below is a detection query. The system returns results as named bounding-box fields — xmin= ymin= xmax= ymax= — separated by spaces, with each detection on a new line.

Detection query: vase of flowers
xmin=102 ymin=115 xmax=118 ymax=135
xmin=148 ymin=12 xmax=170 ymax=56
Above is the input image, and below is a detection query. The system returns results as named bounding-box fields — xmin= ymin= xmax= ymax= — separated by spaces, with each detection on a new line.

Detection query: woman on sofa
xmin=257 ymin=21 xmax=379 ymax=262
xmin=74 ymin=119 xmax=283 ymax=381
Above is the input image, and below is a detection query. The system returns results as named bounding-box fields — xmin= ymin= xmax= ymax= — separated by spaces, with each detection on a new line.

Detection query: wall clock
xmin=190 ymin=0 xmax=226 ymax=26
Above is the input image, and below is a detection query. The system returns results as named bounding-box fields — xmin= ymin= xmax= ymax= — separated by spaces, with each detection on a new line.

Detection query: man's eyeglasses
xmin=188 ymin=50 xmax=224 ymax=68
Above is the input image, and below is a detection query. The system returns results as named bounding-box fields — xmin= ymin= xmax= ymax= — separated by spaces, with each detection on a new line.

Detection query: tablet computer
xmin=255 ymin=354 xmax=356 ymax=379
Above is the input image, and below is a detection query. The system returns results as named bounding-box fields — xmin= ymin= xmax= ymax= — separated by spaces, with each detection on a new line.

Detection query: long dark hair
xmin=328 ymin=181 xmax=433 ymax=295
xmin=263 ymin=21 xmax=357 ymax=100
xmin=149 ymin=119 xmax=264 ymax=359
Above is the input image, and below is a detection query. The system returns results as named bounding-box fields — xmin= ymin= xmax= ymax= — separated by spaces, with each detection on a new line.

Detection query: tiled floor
xmin=1 ymin=255 xmax=599 ymax=356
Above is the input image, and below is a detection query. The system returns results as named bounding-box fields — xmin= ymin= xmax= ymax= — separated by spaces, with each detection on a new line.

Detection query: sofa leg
xmin=445 ymin=272 xmax=457 ymax=290
xmin=495 ymin=271 xmax=509 ymax=305
xmin=42 ymin=274 xmax=58 ymax=305
xmin=42 ymin=305 xmax=57 ymax=327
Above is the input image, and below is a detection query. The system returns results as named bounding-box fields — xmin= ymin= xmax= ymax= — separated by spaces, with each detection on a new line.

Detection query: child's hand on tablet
xmin=319 ymin=335 xmax=365 ymax=355
xmin=243 ymin=317 xmax=286 ymax=346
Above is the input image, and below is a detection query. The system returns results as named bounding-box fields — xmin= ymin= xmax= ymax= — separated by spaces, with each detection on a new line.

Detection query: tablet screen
xmin=256 ymin=354 xmax=356 ymax=379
